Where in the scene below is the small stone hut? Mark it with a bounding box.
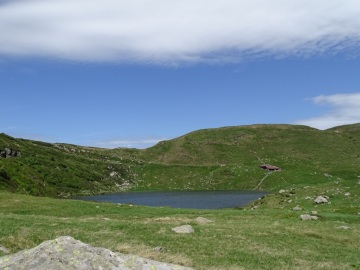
[259,164,281,171]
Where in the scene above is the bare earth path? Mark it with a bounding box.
[253,171,274,190]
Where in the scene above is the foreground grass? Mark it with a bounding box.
[0,192,359,269]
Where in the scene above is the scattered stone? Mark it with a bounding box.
[300,214,318,221]
[102,218,111,221]
[311,211,318,215]
[344,192,351,196]
[153,246,165,253]
[314,196,329,204]
[194,217,213,224]
[279,189,287,194]
[0,236,193,270]
[171,225,195,234]
[304,196,312,200]
[293,206,302,211]
[337,226,350,230]
[109,171,118,177]
[300,214,311,220]
[0,245,10,254]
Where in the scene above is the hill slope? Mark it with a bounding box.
[113,124,360,192]
[1,124,360,197]
[0,133,140,197]
[140,124,360,165]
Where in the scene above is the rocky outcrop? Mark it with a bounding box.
[0,148,21,158]
[0,236,193,270]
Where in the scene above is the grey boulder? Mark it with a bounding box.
[0,236,193,270]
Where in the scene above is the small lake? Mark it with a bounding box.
[76,190,268,209]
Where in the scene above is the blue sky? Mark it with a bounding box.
[1,0,360,148]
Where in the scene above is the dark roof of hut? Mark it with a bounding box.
[259,164,281,170]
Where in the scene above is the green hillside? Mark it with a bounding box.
[0,133,140,197]
[1,124,360,198]
[114,124,360,192]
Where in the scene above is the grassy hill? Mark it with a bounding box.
[1,124,360,198]
[0,133,140,197]
[110,124,360,193]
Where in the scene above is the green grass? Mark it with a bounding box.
[0,191,359,269]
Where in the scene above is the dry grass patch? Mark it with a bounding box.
[115,243,193,267]
[293,259,351,270]
[1,234,34,252]
[144,216,193,224]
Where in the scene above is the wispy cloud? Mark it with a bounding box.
[96,137,166,149]
[295,93,360,129]
[0,0,360,64]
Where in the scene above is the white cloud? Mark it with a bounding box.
[96,137,166,149]
[295,93,360,129]
[0,0,360,63]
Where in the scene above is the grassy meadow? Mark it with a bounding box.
[0,190,359,270]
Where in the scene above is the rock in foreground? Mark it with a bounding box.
[0,236,193,270]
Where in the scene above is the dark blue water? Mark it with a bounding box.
[76,190,267,209]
